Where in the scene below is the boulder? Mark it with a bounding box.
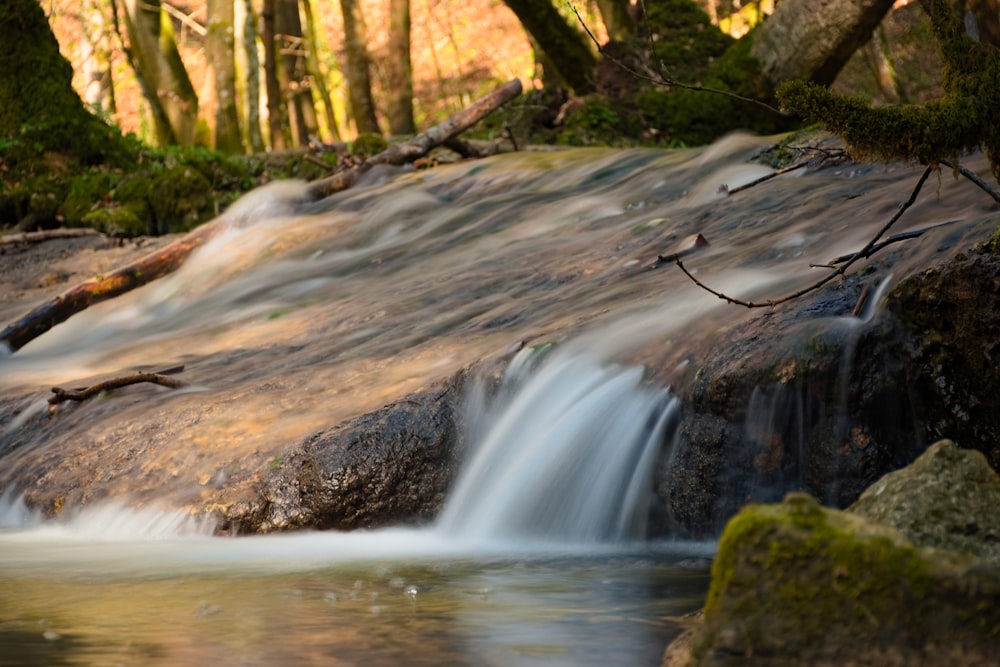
[850,439,1000,566]
[671,492,1000,666]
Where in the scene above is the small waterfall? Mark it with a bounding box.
[437,348,675,544]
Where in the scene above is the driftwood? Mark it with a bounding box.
[0,228,104,246]
[48,366,187,412]
[0,79,522,354]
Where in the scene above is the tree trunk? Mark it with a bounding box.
[502,0,597,94]
[386,0,417,135]
[0,0,120,165]
[122,0,200,146]
[261,0,289,149]
[276,0,320,146]
[79,0,117,117]
[341,0,382,135]
[749,0,897,87]
[205,0,244,152]
[239,0,266,152]
[595,0,635,41]
[301,0,342,141]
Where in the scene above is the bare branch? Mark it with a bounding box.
[674,165,935,308]
[938,159,1000,203]
[49,368,188,409]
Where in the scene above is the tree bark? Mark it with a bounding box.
[749,0,897,87]
[595,0,635,41]
[122,0,200,146]
[79,0,117,117]
[261,0,289,150]
[341,0,382,134]
[386,0,417,135]
[205,0,244,152]
[276,0,319,146]
[502,0,597,94]
[301,0,342,141]
[239,0,266,152]
[0,0,119,164]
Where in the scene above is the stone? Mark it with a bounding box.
[675,492,1000,666]
[850,439,1000,566]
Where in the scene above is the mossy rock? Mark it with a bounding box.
[851,440,1000,566]
[80,207,146,237]
[689,492,1000,666]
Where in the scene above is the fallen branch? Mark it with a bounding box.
[307,78,522,199]
[48,366,187,410]
[1,228,104,246]
[0,223,224,352]
[675,165,934,308]
[815,219,960,267]
[1,79,523,354]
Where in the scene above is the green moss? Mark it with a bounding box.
[350,133,388,157]
[81,207,148,238]
[777,0,1000,184]
[698,493,1000,661]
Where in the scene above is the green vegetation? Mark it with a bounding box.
[697,493,1000,662]
[777,0,1000,184]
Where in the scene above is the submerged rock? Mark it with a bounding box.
[671,492,1000,666]
[850,439,1000,566]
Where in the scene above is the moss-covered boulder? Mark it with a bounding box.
[677,492,1000,666]
[850,439,1000,566]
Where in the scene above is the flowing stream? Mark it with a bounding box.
[0,136,995,665]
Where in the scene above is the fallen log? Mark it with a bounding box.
[0,228,104,246]
[0,79,522,354]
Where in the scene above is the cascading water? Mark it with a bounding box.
[438,348,675,543]
[0,136,989,666]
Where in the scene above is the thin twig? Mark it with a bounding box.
[675,165,935,308]
[938,158,1000,203]
[49,370,188,408]
[566,2,784,115]
[817,219,960,266]
[722,161,808,195]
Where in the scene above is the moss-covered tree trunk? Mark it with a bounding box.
[502,0,597,94]
[0,0,122,166]
[596,0,635,41]
[205,0,244,153]
[122,0,199,146]
[276,0,319,146]
[341,0,382,135]
[386,0,417,135]
[749,0,897,86]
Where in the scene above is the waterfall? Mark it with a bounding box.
[437,348,675,544]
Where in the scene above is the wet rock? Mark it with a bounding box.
[850,439,1000,566]
[219,375,466,533]
[651,235,1000,538]
[672,492,1000,666]
[653,269,923,536]
[884,244,1000,469]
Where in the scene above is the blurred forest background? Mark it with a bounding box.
[5,0,995,235]
[41,0,953,153]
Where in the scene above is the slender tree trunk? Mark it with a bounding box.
[595,0,635,41]
[205,0,244,152]
[301,0,341,141]
[502,0,597,94]
[239,0,266,152]
[749,0,897,86]
[261,0,288,149]
[275,0,319,146]
[79,0,117,117]
[386,0,416,135]
[122,0,199,146]
[864,26,902,104]
[341,0,382,134]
